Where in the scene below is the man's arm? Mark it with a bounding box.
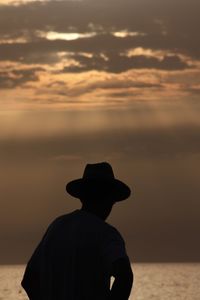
[21,217,59,299]
[21,243,42,300]
[21,267,39,300]
[109,257,133,300]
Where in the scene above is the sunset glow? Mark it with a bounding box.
[112,31,145,38]
[0,0,200,266]
[0,0,199,111]
[0,0,48,5]
[38,31,97,41]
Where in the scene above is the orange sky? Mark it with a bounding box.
[0,0,200,263]
[0,0,200,111]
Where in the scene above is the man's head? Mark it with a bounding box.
[66,162,131,219]
[80,195,115,220]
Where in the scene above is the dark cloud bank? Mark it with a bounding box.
[0,0,199,88]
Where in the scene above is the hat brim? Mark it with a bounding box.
[66,178,131,202]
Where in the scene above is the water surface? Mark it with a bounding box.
[0,263,200,300]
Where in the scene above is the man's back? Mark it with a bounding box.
[22,209,129,300]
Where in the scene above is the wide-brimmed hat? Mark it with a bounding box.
[66,162,131,202]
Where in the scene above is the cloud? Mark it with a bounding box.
[0,0,199,55]
[0,67,43,88]
[0,0,199,59]
[184,86,200,95]
[32,71,163,100]
[61,53,191,73]
[0,0,199,108]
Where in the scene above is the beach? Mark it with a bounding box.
[1,263,200,300]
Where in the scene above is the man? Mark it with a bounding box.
[21,162,133,300]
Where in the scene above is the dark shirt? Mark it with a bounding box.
[21,209,128,300]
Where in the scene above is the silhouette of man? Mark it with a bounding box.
[21,162,133,300]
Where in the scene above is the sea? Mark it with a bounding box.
[0,263,200,300]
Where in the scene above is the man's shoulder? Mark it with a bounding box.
[47,210,124,242]
[45,210,79,231]
[51,209,79,222]
[103,222,125,243]
[48,209,106,232]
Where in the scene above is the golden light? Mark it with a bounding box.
[112,31,144,38]
[0,0,48,5]
[126,47,167,60]
[0,37,27,44]
[37,31,97,41]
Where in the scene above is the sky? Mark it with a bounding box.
[0,0,200,263]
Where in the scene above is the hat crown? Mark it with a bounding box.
[83,162,115,180]
[66,161,131,201]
